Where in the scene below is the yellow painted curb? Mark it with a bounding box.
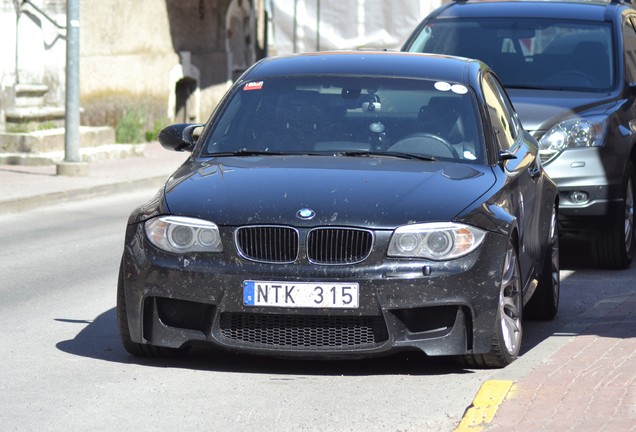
[454,380,515,432]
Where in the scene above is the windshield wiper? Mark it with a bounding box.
[506,84,599,92]
[209,149,296,157]
[505,84,552,90]
[206,149,436,161]
[335,150,436,161]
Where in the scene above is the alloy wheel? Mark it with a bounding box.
[624,177,634,254]
[499,244,522,356]
[548,208,560,306]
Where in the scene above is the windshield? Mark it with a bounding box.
[407,18,614,92]
[202,76,485,164]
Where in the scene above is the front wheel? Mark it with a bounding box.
[597,164,635,269]
[462,239,523,368]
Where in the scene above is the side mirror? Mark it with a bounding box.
[157,123,203,152]
[499,150,517,162]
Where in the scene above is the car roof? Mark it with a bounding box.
[430,0,624,21]
[241,51,481,85]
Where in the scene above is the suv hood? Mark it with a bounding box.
[507,88,617,133]
[161,156,496,229]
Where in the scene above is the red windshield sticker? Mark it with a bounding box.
[244,81,264,91]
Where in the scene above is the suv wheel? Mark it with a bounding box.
[597,164,635,269]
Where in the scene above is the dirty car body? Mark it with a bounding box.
[118,52,559,368]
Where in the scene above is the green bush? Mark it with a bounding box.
[115,109,145,144]
[82,92,169,144]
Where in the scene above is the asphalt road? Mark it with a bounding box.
[1,189,633,432]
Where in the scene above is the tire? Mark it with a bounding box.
[117,261,189,358]
[525,205,560,320]
[597,164,635,270]
[461,239,523,368]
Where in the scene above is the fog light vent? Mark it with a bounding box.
[569,191,589,204]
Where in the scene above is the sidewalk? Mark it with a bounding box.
[489,305,636,431]
[0,142,188,214]
[475,290,636,432]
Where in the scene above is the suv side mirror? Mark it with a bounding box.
[499,150,517,161]
[157,123,203,152]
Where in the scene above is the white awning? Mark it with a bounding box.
[267,0,443,55]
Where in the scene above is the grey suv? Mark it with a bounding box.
[403,0,636,269]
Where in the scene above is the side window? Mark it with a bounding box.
[481,73,517,151]
[494,78,521,141]
[625,17,636,83]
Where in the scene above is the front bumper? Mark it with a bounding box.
[542,147,625,228]
[120,223,509,359]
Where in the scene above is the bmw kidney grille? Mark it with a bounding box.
[235,226,373,264]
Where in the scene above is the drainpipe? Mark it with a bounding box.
[293,0,298,53]
[13,0,20,84]
[316,0,320,51]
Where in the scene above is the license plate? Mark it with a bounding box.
[243,280,359,309]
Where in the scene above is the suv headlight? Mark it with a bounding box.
[145,216,223,253]
[388,222,486,260]
[538,116,608,163]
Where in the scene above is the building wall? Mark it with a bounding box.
[0,0,238,132]
[0,1,16,131]
[80,0,234,125]
[0,0,67,130]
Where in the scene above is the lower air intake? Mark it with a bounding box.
[219,313,388,348]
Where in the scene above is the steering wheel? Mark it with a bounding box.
[388,133,459,159]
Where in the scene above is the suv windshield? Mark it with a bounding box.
[202,76,485,163]
[408,19,614,92]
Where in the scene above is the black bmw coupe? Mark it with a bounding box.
[118,51,559,368]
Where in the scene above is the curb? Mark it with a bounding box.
[454,380,514,432]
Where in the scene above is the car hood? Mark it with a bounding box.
[507,88,617,133]
[162,156,496,229]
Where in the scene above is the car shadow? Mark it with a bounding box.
[560,234,598,269]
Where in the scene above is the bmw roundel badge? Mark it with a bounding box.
[296,208,316,220]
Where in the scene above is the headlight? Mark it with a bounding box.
[388,222,486,260]
[538,116,608,163]
[145,216,223,253]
